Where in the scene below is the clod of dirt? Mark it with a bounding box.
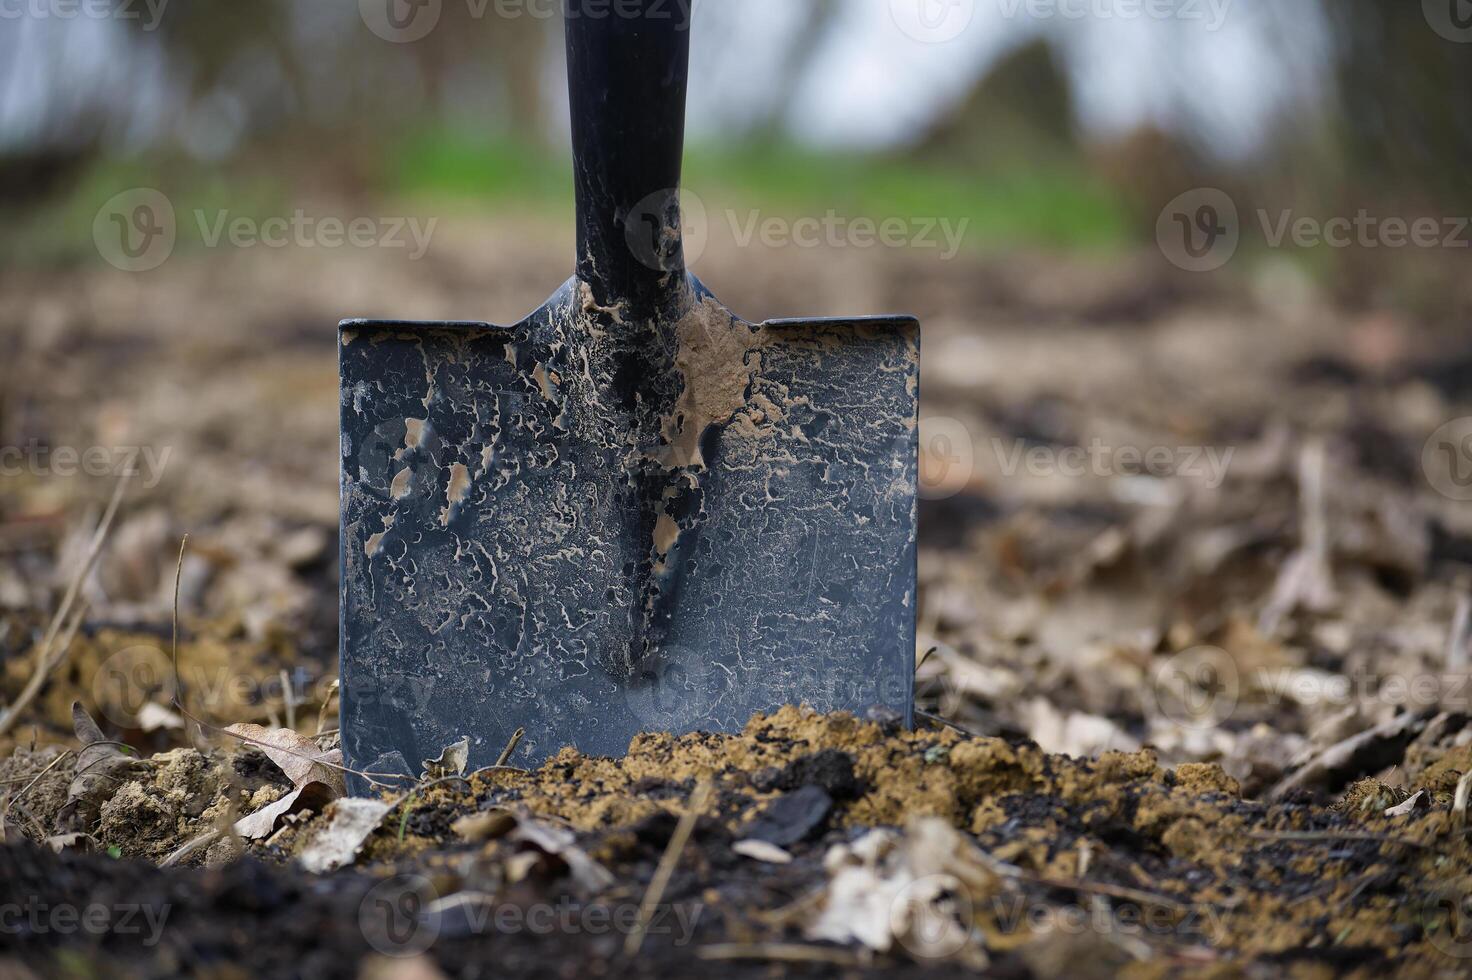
[742,785,833,846]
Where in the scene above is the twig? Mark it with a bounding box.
[280,669,296,732]
[1244,829,1429,850]
[0,473,129,736]
[1455,771,1471,831]
[972,847,1193,913]
[1447,593,1471,671]
[159,828,222,868]
[696,943,865,966]
[495,727,525,768]
[314,680,338,736]
[625,780,712,957]
[916,710,984,739]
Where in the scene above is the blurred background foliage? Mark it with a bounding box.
[1,0,1468,316]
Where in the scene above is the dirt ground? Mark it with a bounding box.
[4,215,1472,977]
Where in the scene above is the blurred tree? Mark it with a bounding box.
[1321,0,1472,209]
[911,39,1077,169]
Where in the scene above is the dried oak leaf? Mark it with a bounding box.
[224,723,346,797]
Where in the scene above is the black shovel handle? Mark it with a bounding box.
[565,0,693,319]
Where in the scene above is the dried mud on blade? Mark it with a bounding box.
[338,2,919,792]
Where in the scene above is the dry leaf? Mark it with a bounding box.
[298,797,393,873]
[452,808,517,843]
[45,833,89,853]
[225,722,346,797]
[233,781,336,840]
[1385,790,1427,817]
[421,736,469,780]
[507,812,614,892]
[55,702,147,835]
[806,818,993,966]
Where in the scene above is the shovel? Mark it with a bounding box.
[338,0,919,791]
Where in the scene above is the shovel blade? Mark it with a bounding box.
[338,280,918,791]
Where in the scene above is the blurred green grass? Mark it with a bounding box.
[389,129,1134,251]
[3,129,1133,269]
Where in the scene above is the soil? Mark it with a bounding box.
[4,213,1472,977]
